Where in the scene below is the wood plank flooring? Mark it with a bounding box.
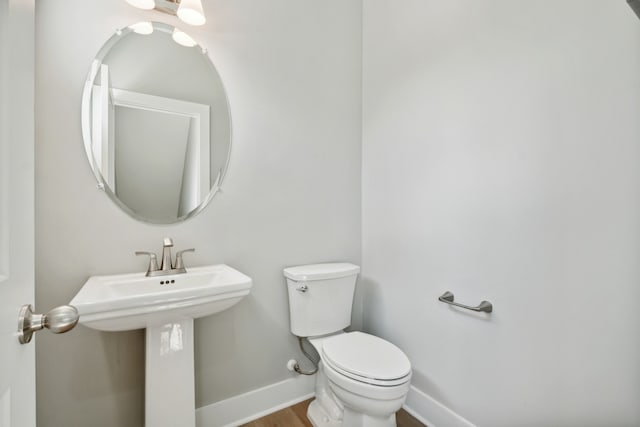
[240,399,425,427]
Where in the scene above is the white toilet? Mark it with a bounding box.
[284,263,412,427]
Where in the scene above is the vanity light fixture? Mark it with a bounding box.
[126,0,206,26]
[125,0,155,10]
[175,0,206,26]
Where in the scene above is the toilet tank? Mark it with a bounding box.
[284,263,360,337]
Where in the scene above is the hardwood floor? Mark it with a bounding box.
[240,399,425,427]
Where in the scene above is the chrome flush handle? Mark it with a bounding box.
[296,284,308,293]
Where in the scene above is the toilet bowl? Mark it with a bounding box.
[284,263,412,427]
[309,331,411,427]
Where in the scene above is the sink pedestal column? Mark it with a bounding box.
[145,319,195,427]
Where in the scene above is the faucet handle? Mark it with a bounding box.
[174,248,195,272]
[163,237,173,247]
[135,251,159,275]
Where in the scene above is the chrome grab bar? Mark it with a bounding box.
[438,291,493,313]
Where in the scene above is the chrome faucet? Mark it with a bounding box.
[160,237,174,272]
[136,238,195,277]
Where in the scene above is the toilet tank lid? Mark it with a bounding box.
[283,263,360,281]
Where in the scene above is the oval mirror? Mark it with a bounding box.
[81,22,231,224]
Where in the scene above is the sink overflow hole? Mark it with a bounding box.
[159,280,176,285]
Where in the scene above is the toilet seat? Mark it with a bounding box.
[321,332,411,387]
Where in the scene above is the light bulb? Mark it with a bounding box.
[129,22,154,35]
[177,0,206,26]
[172,28,197,47]
[125,0,155,10]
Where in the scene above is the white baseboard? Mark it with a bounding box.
[403,385,476,427]
[196,376,474,427]
[196,375,315,427]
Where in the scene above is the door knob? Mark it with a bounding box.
[17,304,79,344]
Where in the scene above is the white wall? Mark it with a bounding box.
[362,1,640,426]
[35,1,362,426]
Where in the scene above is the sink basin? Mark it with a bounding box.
[70,263,252,427]
[70,264,252,331]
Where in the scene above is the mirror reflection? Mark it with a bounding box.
[81,22,231,223]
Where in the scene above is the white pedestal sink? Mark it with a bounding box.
[70,264,252,427]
